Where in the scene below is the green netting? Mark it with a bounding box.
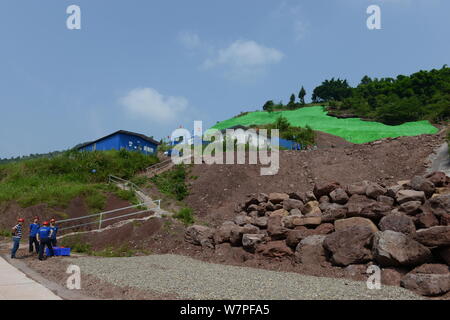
[212,106,438,144]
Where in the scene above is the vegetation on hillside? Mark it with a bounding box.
[0,149,158,210]
[250,116,315,146]
[150,164,189,201]
[315,66,450,125]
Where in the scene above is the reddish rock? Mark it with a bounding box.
[315,223,335,235]
[282,198,304,212]
[268,193,289,204]
[213,221,236,244]
[372,230,432,267]
[377,195,395,206]
[330,188,349,204]
[399,201,422,215]
[335,217,379,233]
[396,190,426,204]
[425,171,447,187]
[256,240,293,258]
[346,181,369,196]
[378,213,416,235]
[346,194,376,217]
[323,226,374,266]
[416,212,439,229]
[401,264,450,296]
[267,215,288,240]
[269,209,289,217]
[185,225,215,248]
[320,203,347,223]
[366,182,387,199]
[381,268,406,286]
[410,176,435,198]
[429,194,450,216]
[414,226,450,247]
[313,182,341,199]
[295,235,327,265]
[242,234,265,253]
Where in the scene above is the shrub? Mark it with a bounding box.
[151,165,189,201]
[173,207,195,225]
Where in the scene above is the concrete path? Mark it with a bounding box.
[0,256,61,300]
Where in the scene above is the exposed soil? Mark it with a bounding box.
[185,132,445,227]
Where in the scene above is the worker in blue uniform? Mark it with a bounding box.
[36,221,54,261]
[49,218,58,247]
[29,216,40,254]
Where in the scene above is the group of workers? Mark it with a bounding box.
[11,217,59,261]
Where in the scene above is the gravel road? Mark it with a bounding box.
[69,254,422,300]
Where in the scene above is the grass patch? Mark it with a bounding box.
[173,207,195,225]
[0,149,158,211]
[212,106,438,144]
[151,165,189,201]
[0,229,12,237]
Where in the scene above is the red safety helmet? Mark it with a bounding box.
[17,218,25,223]
[43,221,49,226]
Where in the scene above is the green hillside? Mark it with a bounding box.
[212,106,438,144]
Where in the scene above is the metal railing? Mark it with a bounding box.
[108,175,146,194]
[57,200,161,232]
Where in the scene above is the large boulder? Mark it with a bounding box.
[416,212,439,229]
[346,181,369,196]
[378,213,416,236]
[313,182,340,199]
[429,194,450,216]
[303,201,322,216]
[425,171,447,188]
[282,198,304,212]
[414,226,450,247]
[229,224,259,246]
[410,176,435,198]
[346,194,376,217]
[320,203,348,223]
[242,234,265,253]
[399,201,422,215]
[366,183,387,199]
[372,230,432,267]
[329,188,349,204]
[396,190,426,204]
[213,221,236,244]
[185,225,215,248]
[256,241,293,258]
[334,217,379,233]
[295,235,327,265]
[269,193,289,204]
[401,264,450,296]
[323,226,374,266]
[267,215,288,240]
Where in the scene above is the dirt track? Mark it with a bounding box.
[185,132,445,227]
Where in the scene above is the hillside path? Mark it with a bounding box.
[0,256,61,300]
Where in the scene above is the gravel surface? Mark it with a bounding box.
[69,254,423,300]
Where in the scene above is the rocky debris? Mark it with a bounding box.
[295,235,327,265]
[410,176,435,198]
[313,182,340,199]
[323,226,374,266]
[346,181,369,196]
[282,199,304,212]
[366,183,387,199]
[185,225,215,248]
[185,171,450,297]
[334,217,378,233]
[372,231,432,267]
[256,241,293,258]
[396,190,426,204]
[401,264,450,296]
[242,234,265,253]
[399,201,422,215]
[414,226,450,247]
[269,193,289,204]
[378,213,416,235]
[329,188,349,204]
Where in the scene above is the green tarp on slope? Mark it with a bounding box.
[212,106,438,144]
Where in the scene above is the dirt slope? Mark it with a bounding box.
[185,132,444,227]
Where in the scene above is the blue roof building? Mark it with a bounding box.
[77,130,160,155]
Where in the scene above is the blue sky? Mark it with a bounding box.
[0,0,449,158]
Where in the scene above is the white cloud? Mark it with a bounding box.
[203,40,284,69]
[178,31,202,49]
[120,88,188,124]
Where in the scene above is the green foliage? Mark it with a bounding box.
[262,100,275,112]
[60,235,92,254]
[151,165,189,201]
[0,229,12,237]
[298,86,306,105]
[312,78,352,102]
[326,66,450,124]
[0,150,158,210]
[253,116,315,146]
[173,207,195,225]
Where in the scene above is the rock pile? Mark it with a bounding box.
[185,171,450,297]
